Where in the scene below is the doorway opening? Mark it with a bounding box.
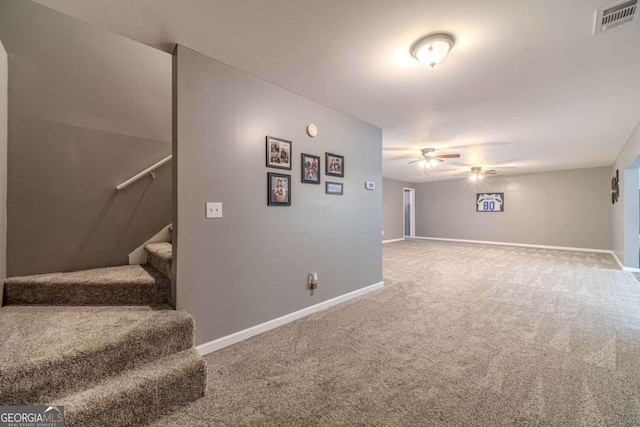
[403,188,415,238]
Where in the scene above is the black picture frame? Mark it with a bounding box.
[268,173,291,206]
[301,153,321,184]
[266,136,292,170]
[326,181,343,195]
[325,152,344,177]
[476,193,504,212]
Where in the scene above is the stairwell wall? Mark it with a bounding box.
[0,1,172,276]
[174,45,383,346]
[0,40,7,299]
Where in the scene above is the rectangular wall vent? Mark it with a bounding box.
[595,0,637,34]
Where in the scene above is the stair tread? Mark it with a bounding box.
[5,264,163,286]
[145,242,172,261]
[0,305,188,369]
[59,348,201,405]
[0,305,195,405]
[59,348,205,427]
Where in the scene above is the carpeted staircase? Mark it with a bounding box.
[0,228,205,426]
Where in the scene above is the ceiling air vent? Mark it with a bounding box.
[594,0,637,34]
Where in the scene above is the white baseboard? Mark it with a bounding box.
[609,251,640,272]
[412,236,612,254]
[196,281,384,356]
[382,238,405,244]
[128,224,172,265]
[611,252,625,270]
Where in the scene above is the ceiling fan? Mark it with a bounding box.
[408,148,461,167]
[469,166,497,180]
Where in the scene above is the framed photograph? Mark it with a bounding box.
[325,152,344,177]
[268,173,291,206]
[266,136,292,170]
[301,153,321,184]
[326,181,343,195]
[476,193,504,212]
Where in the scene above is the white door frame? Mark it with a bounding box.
[403,188,416,238]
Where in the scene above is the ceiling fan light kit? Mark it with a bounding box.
[410,33,456,68]
[408,148,461,171]
[470,166,497,180]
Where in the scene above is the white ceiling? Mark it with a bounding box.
[33,0,640,182]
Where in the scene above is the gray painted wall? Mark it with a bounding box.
[0,1,172,276]
[414,167,611,250]
[175,45,383,345]
[382,178,414,241]
[611,121,640,267]
[0,40,7,299]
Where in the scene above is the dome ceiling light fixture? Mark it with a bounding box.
[410,33,456,68]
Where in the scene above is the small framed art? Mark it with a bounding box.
[268,173,291,206]
[301,153,320,184]
[476,193,504,212]
[326,181,343,196]
[266,136,292,170]
[325,152,344,177]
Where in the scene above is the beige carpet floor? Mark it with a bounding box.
[152,240,640,426]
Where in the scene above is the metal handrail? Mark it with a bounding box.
[116,155,172,190]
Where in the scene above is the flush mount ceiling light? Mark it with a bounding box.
[410,33,456,68]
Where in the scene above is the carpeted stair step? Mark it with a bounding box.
[3,265,170,306]
[145,242,172,279]
[59,348,205,427]
[0,305,195,406]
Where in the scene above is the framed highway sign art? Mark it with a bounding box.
[476,193,504,212]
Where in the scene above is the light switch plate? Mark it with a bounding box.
[206,202,223,218]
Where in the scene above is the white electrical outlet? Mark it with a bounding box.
[206,202,223,218]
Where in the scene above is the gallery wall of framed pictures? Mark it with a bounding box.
[265,134,347,205]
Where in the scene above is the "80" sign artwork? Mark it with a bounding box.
[476,193,504,212]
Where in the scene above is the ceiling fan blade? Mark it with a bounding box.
[407,159,422,164]
[482,170,497,174]
[435,154,461,159]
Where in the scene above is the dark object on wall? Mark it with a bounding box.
[326,153,344,177]
[326,182,344,195]
[476,193,504,212]
[266,136,292,170]
[301,153,320,184]
[612,169,619,204]
[268,173,291,206]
